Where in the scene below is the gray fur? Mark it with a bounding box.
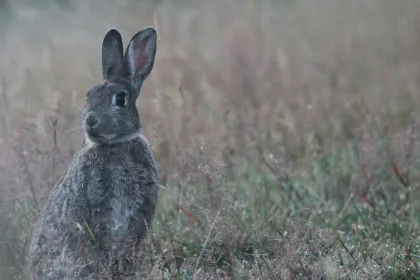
[26,27,159,279]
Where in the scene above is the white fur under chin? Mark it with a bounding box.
[85,132,141,146]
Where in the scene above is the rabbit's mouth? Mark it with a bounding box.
[85,129,132,145]
[85,133,114,146]
[84,127,108,144]
[85,129,141,145]
[85,126,97,137]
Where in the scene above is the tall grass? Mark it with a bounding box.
[0,0,420,279]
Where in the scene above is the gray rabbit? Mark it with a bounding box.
[26,27,159,280]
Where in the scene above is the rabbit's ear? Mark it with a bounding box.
[102,29,124,81]
[122,27,157,96]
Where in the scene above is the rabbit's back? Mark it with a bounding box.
[27,151,90,279]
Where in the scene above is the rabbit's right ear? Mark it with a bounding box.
[101,29,124,81]
[121,27,157,96]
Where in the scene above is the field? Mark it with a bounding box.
[0,0,420,279]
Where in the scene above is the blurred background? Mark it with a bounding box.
[1,0,420,279]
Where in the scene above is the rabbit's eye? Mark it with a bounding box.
[114,92,127,107]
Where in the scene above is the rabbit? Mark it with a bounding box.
[26,27,159,280]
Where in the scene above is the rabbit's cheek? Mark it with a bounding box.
[108,110,122,128]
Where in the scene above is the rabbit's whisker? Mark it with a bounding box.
[67,126,83,133]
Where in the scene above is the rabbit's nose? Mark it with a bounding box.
[85,112,99,128]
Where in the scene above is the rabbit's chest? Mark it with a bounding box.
[85,157,151,236]
[86,161,144,209]
[81,144,157,240]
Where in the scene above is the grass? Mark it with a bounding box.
[0,0,420,279]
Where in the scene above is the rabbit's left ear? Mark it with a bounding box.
[102,29,124,81]
[122,27,157,96]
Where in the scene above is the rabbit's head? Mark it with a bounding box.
[82,27,157,145]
